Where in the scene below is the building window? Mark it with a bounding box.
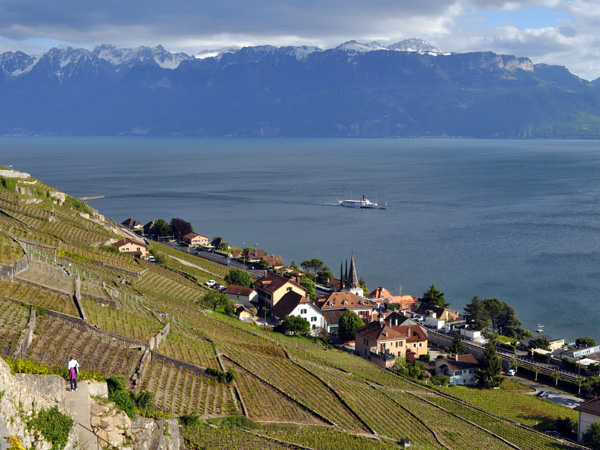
[311,317,317,322]
[418,343,423,347]
[300,309,307,314]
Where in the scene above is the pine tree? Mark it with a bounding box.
[422,283,448,308]
[476,341,504,388]
[448,332,466,355]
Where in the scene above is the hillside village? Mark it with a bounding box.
[2,166,600,449]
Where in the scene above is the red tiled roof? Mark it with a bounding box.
[270,291,311,319]
[322,309,347,327]
[317,291,374,311]
[225,285,255,297]
[438,354,479,372]
[114,238,147,248]
[355,322,427,343]
[369,287,393,299]
[254,271,305,295]
[575,397,600,416]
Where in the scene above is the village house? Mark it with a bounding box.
[368,286,418,310]
[261,255,284,269]
[575,396,600,442]
[316,291,377,333]
[113,238,148,258]
[561,345,600,362]
[245,248,266,261]
[518,335,565,353]
[224,285,258,308]
[182,233,210,247]
[235,305,254,323]
[254,271,307,309]
[355,318,428,368]
[121,218,143,231]
[435,354,479,385]
[270,291,325,335]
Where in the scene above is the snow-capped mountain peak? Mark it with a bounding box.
[334,40,389,53]
[93,44,193,69]
[388,38,447,55]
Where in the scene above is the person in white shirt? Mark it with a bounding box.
[68,356,80,391]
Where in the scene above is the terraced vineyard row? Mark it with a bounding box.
[258,425,406,450]
[0,231,24,264]
[150,241,231,279]
[158,332,220,369]
[224,347,368,432]
[0,300,30,354]
[60,242,141,273]
[24,315,143,379]
[135,267,201,303]
[223,357,325,425]
[41,218,110,245]
[82,297,163,342]
[184,427,303,450]
[140,359,236,417]
[0,280,78,316]
[8,226,60,247]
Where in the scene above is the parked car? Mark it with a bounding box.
[216,284,226,291]
[148,256,156,262]
[507,369,516,376]
[204,280,216,287]
[536,391,549,398]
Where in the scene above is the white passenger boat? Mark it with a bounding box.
[337,196,387,209]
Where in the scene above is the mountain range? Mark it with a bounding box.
[1,38,599,138]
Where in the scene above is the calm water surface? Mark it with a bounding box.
[2,137,600,342]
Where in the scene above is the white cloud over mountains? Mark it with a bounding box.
[0,0,598,80]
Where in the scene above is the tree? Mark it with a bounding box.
[170,218,193,240]
[338,310,365,341]
[483,298,529,338]
[199,291,230,311]
[576,337,596,348]
[224,268,254,288]
[153,219,172,237]
[300,277,316,299]
[422,283,448,308]
[463,296,490,331]
[291,260,299,270]
[476,341,504,388]
[316,266,334,285]
[301,258,324,275]
[281,315,310,336]
[583,421,600,450]
[448,332,466,355]
[528,337,550,351]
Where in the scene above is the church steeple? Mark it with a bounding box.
[347,255,359,290]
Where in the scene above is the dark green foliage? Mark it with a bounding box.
[477,341,504,388]
[0,177,17,191]
[170,218,193,240]
[316,266,334,285]
[422,283,448,308]
[527,337,551,350]
[199,291,231,310]
[301,258,323,274]
[103,245,120,254]
[63,196,92,215]
[583,421,600,450]
[394,359,426,379]
[338,310,364,341]
[581,376,600,398]
[153,219,172,237]
[463,296,490,330]
[32,305,47,316]
[29,406,73,450]
[448,332,466,355]
[482,297,529,339]
[106,376,136,418]
[131,390,154,409]
[205,368,235,384]
[281,315,310,336]
[224,268,254,288]
[179,412,201,427]
[576,337,596,348]
[554,417,576,440]
[431,374,450,386]
[299,277,316,299]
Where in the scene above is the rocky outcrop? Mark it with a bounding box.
[89,397,185,450]
[0,358,78,449]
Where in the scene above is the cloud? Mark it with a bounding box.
[0,0,599,79]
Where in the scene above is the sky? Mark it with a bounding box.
[0,0,599,80]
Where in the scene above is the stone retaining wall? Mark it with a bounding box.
[0,240,29,281]
[149,323,170,351]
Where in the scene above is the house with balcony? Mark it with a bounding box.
[354,318,428,368]
[316,291,377,333]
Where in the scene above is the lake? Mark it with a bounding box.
[2,136,600,342]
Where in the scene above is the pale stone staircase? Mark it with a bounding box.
[64,381,99,450]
